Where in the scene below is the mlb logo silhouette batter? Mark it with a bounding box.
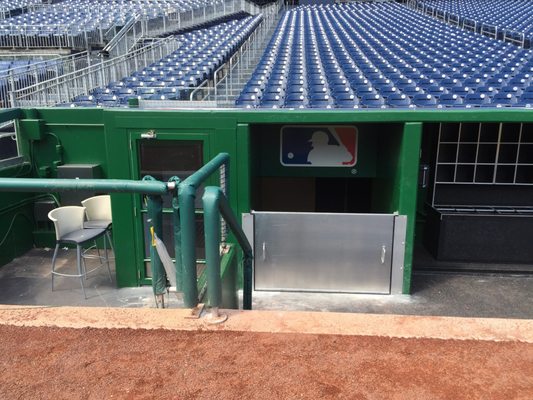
[280,126,357,167]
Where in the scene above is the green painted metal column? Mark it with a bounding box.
[397,122,423,294]
[178,183,198,308]
[203,187,222,308]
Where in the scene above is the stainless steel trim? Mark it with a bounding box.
[390,215,407,294]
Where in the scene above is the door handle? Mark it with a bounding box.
[262,242,266,262]
[380,245,387,264]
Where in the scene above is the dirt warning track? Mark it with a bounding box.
[0,306,531,399]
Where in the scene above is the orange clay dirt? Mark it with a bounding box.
[0,319,532,399]
[0,306,531,399]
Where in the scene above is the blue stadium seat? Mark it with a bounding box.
[236,2,533,109]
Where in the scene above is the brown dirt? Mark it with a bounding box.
[0,325,531,400]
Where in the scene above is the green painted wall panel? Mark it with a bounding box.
[395,123,423,293]
[2,107,532,293]
[103,112,138,287]
[0,164,35,266]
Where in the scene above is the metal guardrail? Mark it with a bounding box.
[104,0,241,58]
[3,0,281,108]
[10,37,180,107]
[0,23,96,50]
[404,0,530,48]
[0,51,91,108]
[211,0,282,104]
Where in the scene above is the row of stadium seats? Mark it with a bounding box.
[0,0,42,16]
[413,0,533,43]
[236,3,533,109]
[62,14,263,107]
[0,0,214,36]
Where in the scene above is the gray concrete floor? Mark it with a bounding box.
[1,248,532,319]
[0,248,183,309]
[249,272,533,319]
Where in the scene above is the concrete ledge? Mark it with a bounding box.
[0,305,531,343]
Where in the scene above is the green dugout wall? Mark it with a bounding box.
[1,108,532,295]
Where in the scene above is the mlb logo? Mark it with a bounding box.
[280,125,357,167]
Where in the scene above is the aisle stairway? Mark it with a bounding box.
[213,10,283,106]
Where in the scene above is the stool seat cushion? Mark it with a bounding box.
[60,228,107,244]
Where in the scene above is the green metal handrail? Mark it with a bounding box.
[0,178,169,195]
[175,152,230,308]
[203,186,253,310]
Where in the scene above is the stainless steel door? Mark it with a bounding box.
[254,212,395,294]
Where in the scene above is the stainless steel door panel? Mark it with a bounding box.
[254,212,394,294]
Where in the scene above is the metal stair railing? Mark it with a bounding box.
[104,0,281,60]
[0,51,91,108]
[10,37,180,107]
[213,1,283,105]
[404,0,530,48]
[103,0,238,59]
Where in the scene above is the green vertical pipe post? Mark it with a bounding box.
[144,177,166,300]
[177,153,230,308]
[169,176,182,292]
[203,186,253,310]
[202,187,222,308]
[178,183,198,308]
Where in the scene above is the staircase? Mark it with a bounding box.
[213,11,283,107]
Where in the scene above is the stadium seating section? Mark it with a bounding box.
[65,14,263,107]
[0,0,532,110]
[0,0,212,39]
[0,1,43,17]
[0,59,61,107]
[414,0,533,44]
[236,3,533,109]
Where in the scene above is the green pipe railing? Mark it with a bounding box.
[177,152,230,308]
[203,186,253,310]
[0,176,174,300]
[0,178,169,195]
[0,152,243,311]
